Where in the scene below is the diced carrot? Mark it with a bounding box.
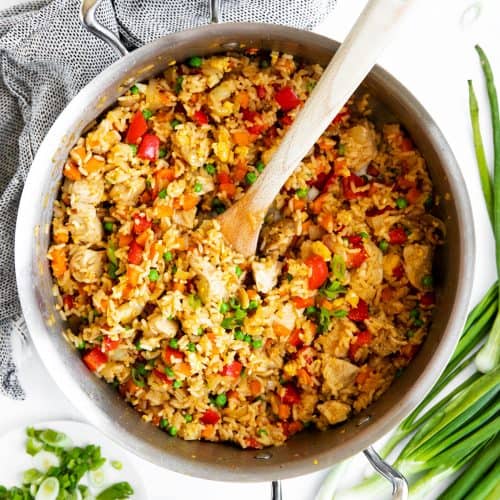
[249,379,262,396]
[232,130,251,146]
[232,162,248,183]
[227,390,239,400]
[201,424,215,439]
[318,297,334,311]
[407,187,421,204]
[236,91,249,108]
[219,182,236,197]
[318,212,334,232]
[156,167,176,181]
[297,368,312,386]
[278,403,291,420]
[284,420,303,436]
[381,287,394,302]
[135,230,149,247]
[292,296,315,309]
[311,193,328,214]
[50,247,67,278]
[119,377,140,396]
[118,233,133,248]
[173,282,185,292]
[355,366,370,386]
[127,267,140,286]
[63,161,81,181]
[157,204,173,218]
[181,193,199,210]
[53,230,68,244]
[292,198,306,211]
[70,146,87,164]
[273,322,291,337]
[176,362,191,376]
[173,198,182,210]
[247,289,258,300]
[207,332,216,342]
[85,156,105,173]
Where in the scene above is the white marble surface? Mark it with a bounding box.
[1,0,499,498]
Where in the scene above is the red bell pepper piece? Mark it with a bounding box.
[392,264,405,279]
[256,85,266,99]
[82,347,107,372]
[332,107,349,124]
[137,134,160,160]
[102,336,120,352]
[280,114,294,126]
[275,86,301,111]
[63,294,74,310]
[288,328,303,347]
[305,254,329,290]
[346,247,368,269]
[132,213,152,235]
[342,174,368,200]
[282,384,301,405]
[389,227,408,244]
[127,240,143,265]
[125,111,148,144]
[348,299,369,322]
[221,361,243,378]
[246,437,262,449]
[348,235,364,248]
[242,109,258,122]
[163,346,184,364]
[349,330,372,360]
[217,172,232,185]
[201,410,220,425]
[248,123,265,135]
[154,369,173,384]
[420,292,436,307]
[193,110,209,125]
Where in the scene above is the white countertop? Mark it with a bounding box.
[1,0,499,498]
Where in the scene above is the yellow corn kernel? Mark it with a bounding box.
[311,241,332,261]
[283,361,298,377]
[345,290,359,308]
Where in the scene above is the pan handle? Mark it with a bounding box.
[363,446,408,500]
[80,0,222,57]
[79,0,128,57]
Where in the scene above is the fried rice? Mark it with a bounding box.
[47,50,444,449]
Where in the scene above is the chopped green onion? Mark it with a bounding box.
[221,317,234,329]
[111,460,123,470]
[174,76,183,94]
[234,330,245,341]
[212,197,226,214]
[108,262,118,279]
[159,147,167,158]
[332,310,348,318]
[171,119,181,130]
[164,366,175,378]
[142,109,153,120]
[257,429,268,436]
[332,255,346,281]
[129,144,138,156]
[219,302,229,314]
[296,188,308,199]
[235,265,243,277]
[149,268,160,282]
[96,482,134,500]
[248,299,259,310]
[187,56,202,68]
[158,188,168,199]
[188,294,201,309]
[338,143,346,156]
[421,275,434,288]
[173,380,182,389]
[359,231,369,239]
[307,81,316,93]
[243,334,252,343]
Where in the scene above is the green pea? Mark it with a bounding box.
[187,342,196,352]
[159,147,167,158]
[234,330,245,341]
[149,268,159,282]
[158,189,168,199]
[204,163,216,175]
[130,85,139,95]
[215,393,227,408]
[251,338,263,349]
[168,426,178,436]
[248,299,259,310]
[245,172,257,184]
[337,143,346,156]
[256,161,265,173]
[169,338,178,349]
[184,414,193,422]
[142,109,153,120]
[163,251,173,262]
[379,240,389,252]
[160,418,168,429]
[171,119,181,130]
[295,188,308,199]
[187,56,203,68]
[421,275,434,288]
[194,182,202,193]
[173,380,182,389]
[129,144,138,156]
[164,366,175,378]
[396,197,408,209]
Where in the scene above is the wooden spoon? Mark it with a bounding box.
[219,0,416,256]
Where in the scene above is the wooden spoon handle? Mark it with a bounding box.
[245,0,416,214]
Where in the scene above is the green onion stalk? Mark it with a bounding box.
[472,46,500,373]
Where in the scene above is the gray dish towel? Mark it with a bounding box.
[0,0,336,399]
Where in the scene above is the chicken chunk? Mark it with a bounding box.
[147,313,179,338]
[322,357,359,395]
[69,248,104,283]
[68,205,103,244]
[260,219,297,257]
[317,400,351,425]
[350,239,383,302]
[189,254,228,303]
[340,121,378,171]
[70,177,104,207]
[252,259,283,294]
[171,122,210,168]
[172,207,197,229]
[403,244,432,290]
[109,177,146,206]
[293,393,319,422]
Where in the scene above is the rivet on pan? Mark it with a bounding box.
[356,415,372,426]
[254,451,273,460]
[221,42,241,50]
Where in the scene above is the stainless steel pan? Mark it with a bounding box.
[15,0,474,497]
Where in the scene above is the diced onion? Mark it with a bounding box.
[307,186,320,201]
